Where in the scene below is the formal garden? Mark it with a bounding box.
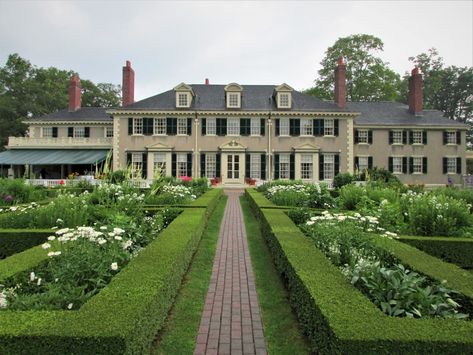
[0,169,472,354]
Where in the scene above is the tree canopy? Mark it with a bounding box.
[0,53,121,149]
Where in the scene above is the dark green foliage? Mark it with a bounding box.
[245,189,473,354]
[333,173,356,189]
[0,179,48,205]
[0,229,52,259]
[287,208,312,226]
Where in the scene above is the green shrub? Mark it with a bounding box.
[0,179,48,206]
[0,230,52,259]
[333,173,356,189]
[338,184,366,210]
[286,208,312,226]
[433,187,473,213]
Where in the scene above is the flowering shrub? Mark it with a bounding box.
[0,178,47,206]
[146,184,197,205]
[297,212,468,319]
[262,181,334,208]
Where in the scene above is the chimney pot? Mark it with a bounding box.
[68,75,81,112]
[205,78,209,85]
[408,67,423,114]
[334,59,346,109]
[122,60,135,106]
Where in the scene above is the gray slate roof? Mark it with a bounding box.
[29,107,111,122]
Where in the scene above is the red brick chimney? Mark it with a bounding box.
[205,78,209,85]
[408,67,423,114]
[122,60,135,106]
[68,75,81,112]
[334,57,346,108]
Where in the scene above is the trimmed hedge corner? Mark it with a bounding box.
[398,235,473,270]
[0,189,222,354]
[245,189,473,354]
[0,229,52,259]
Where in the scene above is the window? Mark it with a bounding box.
[392,130,403,144]
[392,157,403,174]
[446,131,457,144]
[227,118,239,135]
[412,157,423,174]
[42,127,53,138]
[177,154,188,178]
[412,130,423,144]
[251,118,260,136]
[446,157,457,174]
[324,119,334,136]
[206,118,216,135]
[154,118,166,135]
[153,153,166,177]
[279,118,289,136]
[250,154,260,179]
[105,127,114,138]
[301,119,313,136]
[358,156,369,171]
[323,154,335,180]
[205,154,216,178]
[131,153,143,178]
[279,154,290,179]
[227,93,240,108]
[133,118,143,135]
[177,93,188,107]
[73,127,85,138]
[279,93,290,108]
[300,154,313,180]
[177,118,187,135]
[358,130,368,144]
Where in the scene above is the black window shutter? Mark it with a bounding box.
[245,154,250,178]
[217,118,227,136]
[368,156,373,169]
[334,119,339,136]
[52,127,58,138]
[290,153,295,180]
[240,119,250,136]
[334,154,340,175]
[408,131,413,145]
[354,157,359,169]
[142,153,148,178]
[171,154,177,177]
[187,153,192,177]
[456,131,461,145]
[201,119,206,135]
[274,154,280,179]
[143,118,152,135]
[389,131,393,144]
[402,157,408,174]
[68,127,73,137]
[187,118,192,135]
[388,157,393,173]
[260,119,265,136]
[128,118,133,135]
[423,131,427,145]
[457,157,462,174]
[443,131,447,145]
[200,154,206,177]
[422,157,428,174]
[443,157,448,174]
[314,119,323,136]
[216,154,221,178]
[402,131,407,145]
[368,130,373,144]
[167,118,176,135]
[126,153,132,167]
[275,119,280,136]
[84,127,90,138]
[408,157,413,174]
[294,119,300,136]
[319,155,324,180]
[289,119,294,136]
[354,129,359,144]
[260,154,266,180]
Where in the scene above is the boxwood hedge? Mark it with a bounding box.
[0,188,223,354]
[245,189,473,354]
[0,229,52,259]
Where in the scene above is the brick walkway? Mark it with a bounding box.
[194,190,267,355]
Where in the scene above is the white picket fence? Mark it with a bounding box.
[25,178,154,188]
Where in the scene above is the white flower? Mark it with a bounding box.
[100,226,107,230]
[47,236,56,241]
[97,238,107,245]
[114,236,123,241]
[42,243,51,249]
[122,240,133,250]
[111,262,118,271]
[113,228,125,235]
[306,220,315,226]
[47,251,61,257]
[67,303,73,310]
[56,218,64,224]
[29,272,35,281]
[37,278,42,286]
[56,228,70,236]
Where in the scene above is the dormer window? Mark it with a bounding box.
[178,93,188,107]
[228,93,240,108]
[279,93,290,108]
[275,83,293,109]
[174,83,194,108]
[224,83,243,109]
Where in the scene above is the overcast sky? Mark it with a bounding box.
[0,0,472,101]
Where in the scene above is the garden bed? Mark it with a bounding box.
[0,188,223,354]
[245,189,473,354]
[0,229,52,259]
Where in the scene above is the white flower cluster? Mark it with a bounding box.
[266,183,321,199]
[162,184,196,200]
[0,202,39,214]
[0,284,18,309]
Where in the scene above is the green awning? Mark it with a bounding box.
[0,150,110,165]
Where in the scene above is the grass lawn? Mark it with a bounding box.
[151,195,228,354]
[240,196,310,355]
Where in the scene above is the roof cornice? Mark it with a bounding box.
[23,120,112,125]
[354,124,469,130]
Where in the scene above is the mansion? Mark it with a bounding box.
[0,60,468,187]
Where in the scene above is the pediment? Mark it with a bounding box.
[275,83,294,92]
[219,139,247,151]
[224,83,243,92]
[146,142,173,151]
[293,143,320,152]
[173,82,194,94]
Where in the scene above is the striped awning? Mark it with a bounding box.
[0,149,110,165]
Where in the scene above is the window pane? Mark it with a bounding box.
[251,118,260,136]
[393,157,403,174]
[301,119,313,135]
[447,157,457,173]
[205,154,216,178]
[177,153,187,177]
[250,154,260,179]
[177,118,188,135]
[323,154,334,180]
[301,154,312,179]
[412,130,422,144]
[392,130,403,144]
[154,118,166,135]
[358,130,368,143]
[178,93,188,106]
[324,119,334,136]
[413,157,422,173]
[105,127,114,138]
[279,154,290,179]
[280,118,289,136]
[228,93,239,107]
[74,127,85,138]
[153,153,166,177]
[133,118,143,135]
[227,118,239,135]
[358,156,369,170]
[42,127,53,138]
[279,93,289,107]
[206,118,216,135]
[447,132,457,144]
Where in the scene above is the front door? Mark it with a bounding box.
[223,153,244,184]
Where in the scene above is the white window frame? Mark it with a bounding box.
[301,118,313,136]
[153,153,166,177]
[206,118,216,135]
[279,154,290,179]
[250,118,261,136]
[392,156,403,174]
[278,93,290,108]
[227,118,240,136]
[392,130,403,144]
[42,127,53,138]
[447,157,457,174]
[250,154,260,179]
[324,119,334,136]
[323,154,335,180]
[412,130,423,145]
[73,127,86,138]
[227,93,240,108]
[446,131,457,145]
[279,118,290,136]
[131,153,143,178]
[133,118,143,135]
[300,154,313,180]
[104,126,113,138]
[205,154,217,178]
[177,153,188,178]
[154,118,166,135]
[358,129,369,144]
[357,156,369,171]
[176,93,190,108]
[412,157,423,174]
[177,118,188,136]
